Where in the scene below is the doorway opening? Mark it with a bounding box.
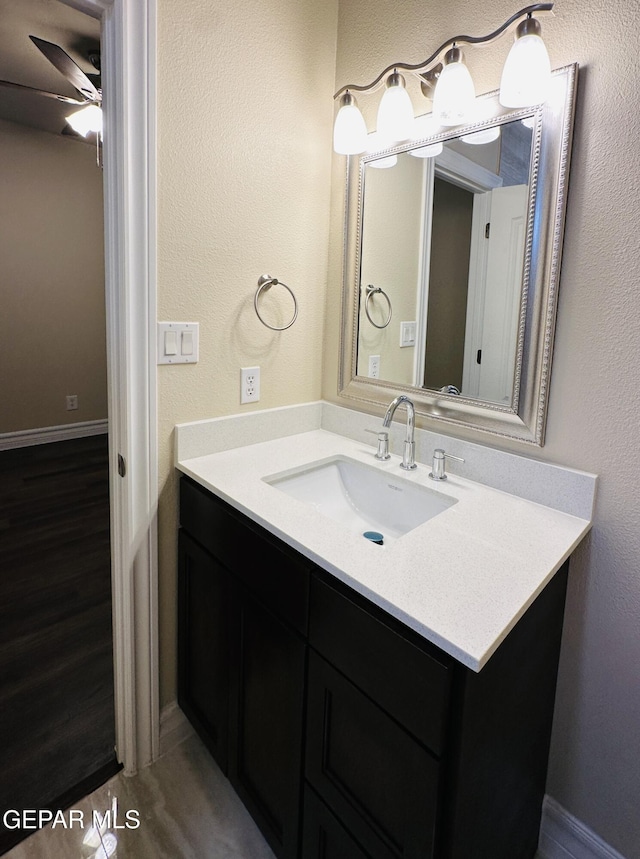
[0,0,158,848]
[0,1,119,852]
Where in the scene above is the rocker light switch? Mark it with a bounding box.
[164,330,178,355]
[181,330,194,356]
[157,322,199,364]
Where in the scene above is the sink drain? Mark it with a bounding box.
[363,530,384,546]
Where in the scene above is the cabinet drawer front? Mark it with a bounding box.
[309,576,450,754]
[302,786,383,859]
[180,477,309,633]
[306,651,439,859]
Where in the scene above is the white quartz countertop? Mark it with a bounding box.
[177,428,591,671]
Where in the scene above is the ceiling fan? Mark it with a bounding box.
[0,35,102,137]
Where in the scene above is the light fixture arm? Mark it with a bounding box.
[333,2,553,100]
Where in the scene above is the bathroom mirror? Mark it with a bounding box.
[339,64,577,445]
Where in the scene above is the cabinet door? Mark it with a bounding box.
[306,651,439,859]
[178,531,229,773]
[229,586,307,859]
[302,786,374,859]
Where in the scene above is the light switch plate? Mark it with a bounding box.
[157,322,199,364]
[400,321,416,348]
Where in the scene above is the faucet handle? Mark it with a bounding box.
[429,448,465,481]
[365,428,391,461]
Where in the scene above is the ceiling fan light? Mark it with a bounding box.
[432,47,476,127]
[499,17,551,107]
[333,92,368,155]
[376,72,415,143]
[66,103,102,137]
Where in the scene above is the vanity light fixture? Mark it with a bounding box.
[432,47,476,126]
[409,141,443,158]
[333,91,368,155]
[368,154,398,168]
[376,71,415,143]
[499,16,552,107]
[332,2,554,154]
[461,126,501,144]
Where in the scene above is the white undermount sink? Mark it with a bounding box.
[263,456,457,544]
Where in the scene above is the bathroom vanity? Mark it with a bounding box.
[176,421,593,859]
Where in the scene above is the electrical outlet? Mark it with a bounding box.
[368,355,381,379]
[240,366,260,404]
[66,395,78,411]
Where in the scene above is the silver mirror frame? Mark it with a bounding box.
[338,64,578,445]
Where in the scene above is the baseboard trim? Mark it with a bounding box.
[159,701,194,757]
[0,420,109,450]
[538,796,628,859]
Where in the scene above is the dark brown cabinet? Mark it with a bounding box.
[302,787,375,859]
[305,649,439,859]
[229,588,306,859]
[178,530,229,772]
[179,477,309,859]
[178,475,568,859]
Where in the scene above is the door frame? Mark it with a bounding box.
[61,0,159,775]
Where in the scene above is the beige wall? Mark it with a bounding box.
[0,118,106,433]
[156,0,338,707]
[324,1,640,856]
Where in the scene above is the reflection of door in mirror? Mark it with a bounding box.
[421,179,527,404]
[461,184,527,404]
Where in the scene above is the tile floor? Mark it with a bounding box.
[4,734,276,858]
[4,732,546,858]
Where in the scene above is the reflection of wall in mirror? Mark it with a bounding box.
[357,154,423,385]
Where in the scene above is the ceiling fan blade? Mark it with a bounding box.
[29,35,100,102]
[0,78,85,105]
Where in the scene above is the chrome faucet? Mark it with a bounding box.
[382,395,417,470]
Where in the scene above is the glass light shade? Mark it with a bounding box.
[432,48,476,126]
[66,103,103,137]
[368,155,398,169]
[409,142,443,158]
[376,72,415,143]
[461,126,501,145]
[499,19,551,107]
[333,93,368,155]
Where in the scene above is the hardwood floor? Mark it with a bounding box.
[0,434,119,855]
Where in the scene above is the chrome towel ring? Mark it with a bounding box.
[364,284,392,329]
[254,274,298,331]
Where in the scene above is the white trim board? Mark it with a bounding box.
[0,420,108,450]
[538,796,628,859]
[61,0,159,777]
